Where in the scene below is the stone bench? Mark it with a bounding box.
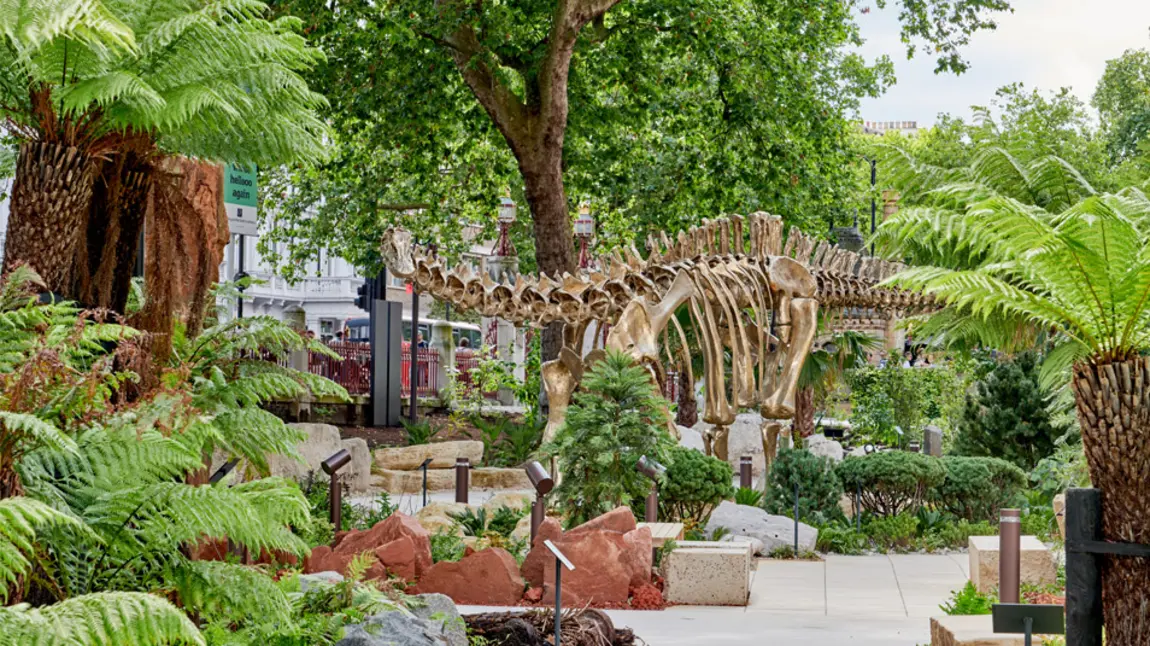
[931,615,1056,645]
[968,535,1057,594]
[662,541,752,606]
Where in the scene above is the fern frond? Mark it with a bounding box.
[0,497,90,603]
[170,560,291,626]
[0,591,203,646]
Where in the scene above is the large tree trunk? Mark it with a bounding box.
[4,142,98,294]
[676,368,698,427]
[1071,358,1150,646]
[793,385,815,439]
[521,152,575,361]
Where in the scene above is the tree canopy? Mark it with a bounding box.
[260,0,1013,283]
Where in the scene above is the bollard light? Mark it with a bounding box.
[739,456,753,490]
[455,458,471,504]
[635,456,666,524]
[321,449,352,534]
[525,461,554,542]
[999,508,1022,603]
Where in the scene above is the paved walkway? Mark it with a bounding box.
[461,554,971,645]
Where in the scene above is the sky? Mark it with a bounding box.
[855,0,1150,127]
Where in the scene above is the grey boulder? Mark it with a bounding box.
[705,501,817,555]
[409,593,466,646]
[336,610,441,646]
[299,571,344,593]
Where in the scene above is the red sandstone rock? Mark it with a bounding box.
[416,548,525,605]
[333,531,350,549]
[335,513,432,576]
[622,526,653,588]
[520,517,563,588]
[257,548,300,567]
[374,536,417,582]
[524,587,543,603]
[303,545,357,575]
[567,507,637,536]
[544,531,631,605]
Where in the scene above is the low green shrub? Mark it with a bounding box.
[940,581,995,615]
[430,531,466,563]
[658,445,735,524]
[928,519,997,549]
[815,522,867,554]
[836,451,946,516]
[764,448,844,525]
[931,456,1026,522]
[734,487,764,507]
[864,513,919,551]
[400,417,441,445]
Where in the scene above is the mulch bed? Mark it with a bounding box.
[339,412,490,449]
[466,608,643,645]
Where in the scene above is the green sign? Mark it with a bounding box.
[224,163,257,207]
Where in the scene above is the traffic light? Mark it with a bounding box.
[355,280,370,311]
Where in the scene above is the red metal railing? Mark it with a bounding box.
[310,341,372,395]
[400,344,439,398]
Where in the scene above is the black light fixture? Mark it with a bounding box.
[525,461,554,542]
[321,449,352,534]
[635,456,666,524]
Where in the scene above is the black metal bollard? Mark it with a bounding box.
[739,456,753,489]
[999,509,1021,603]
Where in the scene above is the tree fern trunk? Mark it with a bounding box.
[676,369,697,427]
[1071,358,1150,646]
[4,142,98,295]
[793,385,815,439]
[78,156,152,311]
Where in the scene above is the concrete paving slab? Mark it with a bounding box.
[747,559,825,613]
[459,605,931,645]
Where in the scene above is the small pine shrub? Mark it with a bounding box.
[487,506,526,539]
[763,448,844,525]
[952,351,1072,469]
[931,456,1026,522]
[545,351,674,527]
[836,451,946,516]
[815,522,867,554]
[658,446,735,524]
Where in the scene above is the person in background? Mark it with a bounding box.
[416,332,428,350]
[458,336,471,350]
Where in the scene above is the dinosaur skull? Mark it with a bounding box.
[381,228,416,277]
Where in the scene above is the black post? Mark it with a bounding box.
[421,462,429,507]
[236,234,246,318]
[1024,616,1033,646]
[855,482,862,532]
[869,158,877,255]
[455,458,470,504]
[1065,488,1103,646]
[554,559,562,646]
[793,481,800,555]
[409,287,419,423]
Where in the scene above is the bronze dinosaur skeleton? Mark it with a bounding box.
[381,213,930,465]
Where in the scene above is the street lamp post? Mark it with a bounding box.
[574,201,594,270]
[496,190,517,258]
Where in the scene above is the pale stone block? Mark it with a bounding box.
[340,437,372,493]
[968,535,1057,594]
[930,615,1055,646]
[373,469,457,493]
[372,441,484,471]
[470,467,532,490]
[662,541,752,606]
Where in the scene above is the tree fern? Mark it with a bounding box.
[0,0,328,164]
[0,497,90,603]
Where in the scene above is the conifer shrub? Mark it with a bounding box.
[545,351,674,527]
